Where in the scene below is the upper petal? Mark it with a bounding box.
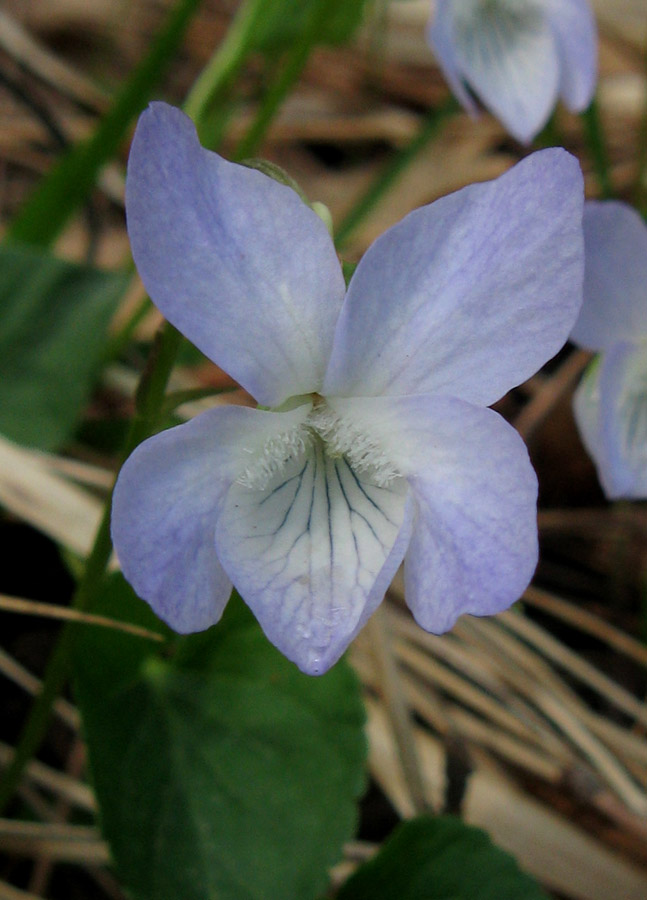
[430,0,560,143]
[324,150,584,405]
[543,0,597,111]
[574,342,647,499]
[111,403,311,633]
[571,202,647,352]
[126,103,346,407]
[328,394,538,632]
[215,439,413,675]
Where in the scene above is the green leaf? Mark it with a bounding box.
[73,577,367,900]
[0,243,128,450]
[5,0,202,248]
[338,816,549,900]
[251,0,368,52]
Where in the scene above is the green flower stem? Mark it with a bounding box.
[103,278,148,363]
[0,323,181,814]
[581,97,613,199]
[233,0,331,161]
[335,96,458,249]
[162,385,238,417]
[534,110,562,149]
[183,0,267,126]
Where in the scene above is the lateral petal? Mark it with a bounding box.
[111,403,311,633]
[572,356,604,484]
[324,151,583,406]
[571,202,647,352]
[575,342,647,499]
[126,103,346,407]
[328,394,538,633]
[215,441,413,675]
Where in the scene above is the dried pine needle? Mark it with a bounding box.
[0,593,164,642]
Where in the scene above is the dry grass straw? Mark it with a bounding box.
[0,647,79,730]
[0,744,94,813]
[0,879,50,900]
[382,564,647,865]
[360,689,647,900]
[356,584,647,899]
[0,9,109,110]
[0,593,164,642]
[0,435,107,560]
[514,350,593,442]
[0,820,109,865]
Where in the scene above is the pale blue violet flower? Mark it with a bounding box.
[571,201,647,499]
[428,0,597,144]
[112,102,584,675]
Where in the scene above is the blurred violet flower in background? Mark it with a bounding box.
[427,0,597,143]
[571,201,647,499]
[112,102,584,675]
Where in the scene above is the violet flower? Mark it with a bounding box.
[112,102,584,674]
[428,0,597,144]
[571,201,647,499]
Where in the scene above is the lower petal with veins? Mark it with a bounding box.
[215,439,412,675]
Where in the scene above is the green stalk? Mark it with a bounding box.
[334,96,458,249]
[581,97,613,199]
[162,385,238,417]
[0,323,181,814]
[103,281,148,363]
[233,1,331,160]
[183,0,267,126]
[533,110,562,149]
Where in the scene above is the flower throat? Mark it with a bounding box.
[237,398,401,491]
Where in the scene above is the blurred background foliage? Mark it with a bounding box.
[1,2,647,899]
